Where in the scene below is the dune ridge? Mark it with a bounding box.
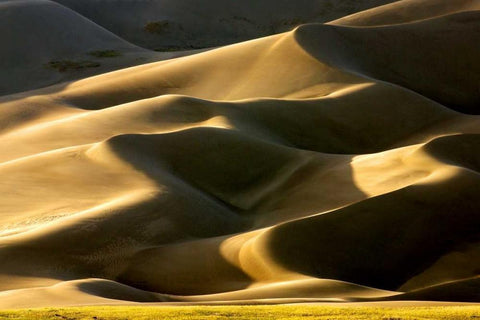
[0,0,479,308]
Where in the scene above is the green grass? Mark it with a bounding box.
[88,50,122,58]
[1,305,480,320]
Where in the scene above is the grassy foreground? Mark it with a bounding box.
[1,305,480,320]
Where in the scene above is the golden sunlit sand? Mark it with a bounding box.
[0,0,479,311]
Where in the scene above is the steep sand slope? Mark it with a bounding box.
[53,0,398,50]
[1,0,480,308]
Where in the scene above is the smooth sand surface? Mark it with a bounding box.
[0,0,479,309]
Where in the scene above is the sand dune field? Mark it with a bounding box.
[0,0,479,308]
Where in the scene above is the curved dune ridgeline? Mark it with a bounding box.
[0,0,480,308]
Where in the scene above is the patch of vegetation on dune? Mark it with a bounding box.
[45,60,100,72]
[1,305,480,320]
[153,46,185,52]
[279,17,307,27]
[144,20,170,34]
[88,50,122,58]
[154,45,207,52]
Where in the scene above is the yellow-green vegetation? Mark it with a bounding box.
[279,17,306,26]
[1,305,480,320]
[89,50,122,58]
[154,45,205,52]
[144,21,170,34]
[153,46,184,52]
[46,60,100,72]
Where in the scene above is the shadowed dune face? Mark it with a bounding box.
[396,277,480,302]
[0,127,365,295]
[1,0,480,309]
[266,164,480,290]
[296,13,480,113]
[330,0,480,26]
[0,0,204,96]
[52,0,398,50]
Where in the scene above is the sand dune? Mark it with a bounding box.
[0,0,480,308]
[396,277,480,302]
[331,0,480,26]
[0,0,200,96]
[52,0,397,50]
[0,279,163,309]
[299,13,480,113]
[3,9,474,112]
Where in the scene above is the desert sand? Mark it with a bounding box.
[0,0,479,309]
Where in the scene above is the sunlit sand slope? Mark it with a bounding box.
[0,0,479,308]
